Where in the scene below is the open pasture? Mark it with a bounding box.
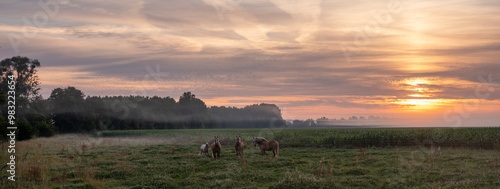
[1,128,499,188]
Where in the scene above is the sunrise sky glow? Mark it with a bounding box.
[1,0,499,126]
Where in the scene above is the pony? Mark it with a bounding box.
[234,136,245,157]
[199,143,209,156]
[211,136,221,160]
[252,137,279,158]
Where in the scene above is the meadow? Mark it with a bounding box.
[1,128,499,188]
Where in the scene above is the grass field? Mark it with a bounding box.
[1,128,499,188]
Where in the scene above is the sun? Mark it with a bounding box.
[405,78,429,86]
[397,99,438,106]
[401,78,432,95]
[392,99,445,111]
[408,94,430,97]
[392,78,446,110]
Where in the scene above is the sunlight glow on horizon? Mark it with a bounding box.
[1,0,499,126]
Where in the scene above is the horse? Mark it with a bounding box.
[252,137,279,158]
[211,136,221,160]
[234,136,245,157]
[199,143,209,156]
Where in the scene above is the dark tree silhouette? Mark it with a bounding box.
[45,90,286,132]
[0,56,51,140]
[0,56,287,137]
[178,91,208,129]
[48,86,85,114]
[0,56,41,102]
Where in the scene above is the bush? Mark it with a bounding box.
[0,117,8,142]
[17,118,38,141]
[35,121,55,137]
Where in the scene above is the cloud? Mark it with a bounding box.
[0,0,499,123]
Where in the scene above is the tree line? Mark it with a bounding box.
[0,56,285,141]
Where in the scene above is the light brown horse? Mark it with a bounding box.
[199,143,209,156]
[252,137,279,158]
[234,136,245,157]
[211,136,221,160]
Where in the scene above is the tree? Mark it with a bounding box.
[179,92,208,128]
[179,91,195,102]
[48,86,85,114]
[0,56,44,141]
[179,92,204,111]
[48,87,87,133]
[16,117,38,140]
[0,56,41,102]
[179,92,207,112]
[0,92,6,105]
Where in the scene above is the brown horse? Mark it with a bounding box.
[234,136,245,157]
[199,143,209,156]
[211,136,221,160]
[252,137,279,158]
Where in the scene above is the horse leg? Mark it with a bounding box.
[274,143,279,158]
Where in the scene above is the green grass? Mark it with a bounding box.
[1,128,499,188]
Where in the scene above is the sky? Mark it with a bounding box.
[1,0,499,126]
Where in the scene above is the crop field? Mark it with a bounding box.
[1,128,500,188]
[99,127,500,149]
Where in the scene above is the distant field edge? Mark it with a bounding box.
[95,127,500,150]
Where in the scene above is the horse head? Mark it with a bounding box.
[253,137,266,147]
